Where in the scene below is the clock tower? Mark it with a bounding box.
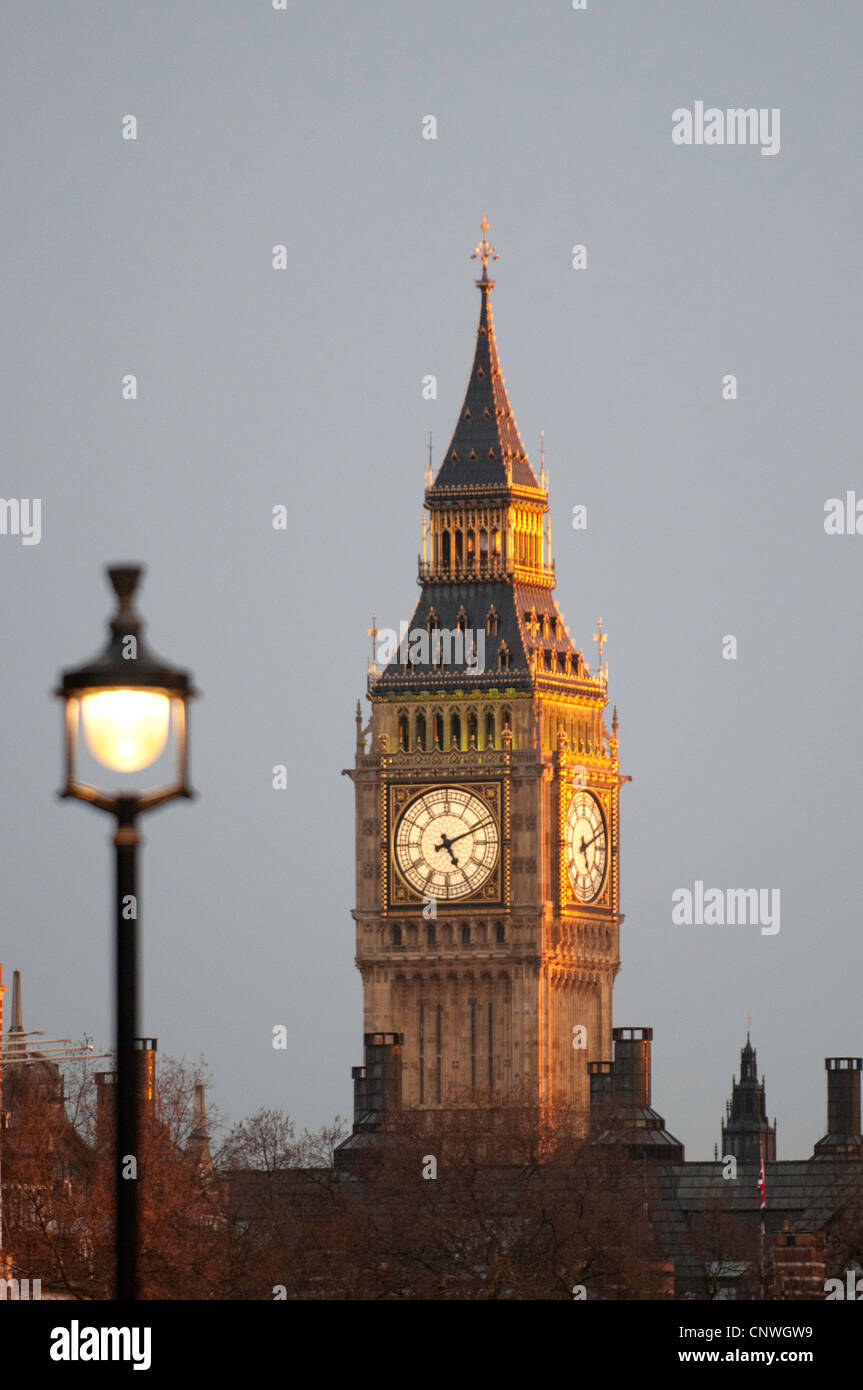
[345,221,627,1126]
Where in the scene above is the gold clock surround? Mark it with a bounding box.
[387,779,505,909]
[560,780,613,909]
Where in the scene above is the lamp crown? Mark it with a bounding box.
[57,562,196,699]
[108,565,143,611]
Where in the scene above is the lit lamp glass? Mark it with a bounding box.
[81,690,171,773]
[57,566,195,812]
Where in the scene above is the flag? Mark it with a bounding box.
[758,1154,766,1210]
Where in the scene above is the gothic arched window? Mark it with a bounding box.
[484,708,496,749]
[467,709,478,747]
[397,711,409,750]
[461,924,471,946]
[485,605,499,635]
[498,642,511,673]
[415,711,427,752]
[433,709,444,748]
[450,711,462,750]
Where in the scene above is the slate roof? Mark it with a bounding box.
[370,581,602,697]
[652,1158,863,1288]
[430,276,541,494]
[594,1105,685,1162]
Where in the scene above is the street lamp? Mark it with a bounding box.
[56,565,196,1300]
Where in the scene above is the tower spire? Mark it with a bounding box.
[430,222,538,493]
[10,968,23,1034]
[186,1079,214,1176]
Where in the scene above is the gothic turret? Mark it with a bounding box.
[722,1033,777,1162]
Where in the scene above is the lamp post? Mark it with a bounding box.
[56,565,196,1300]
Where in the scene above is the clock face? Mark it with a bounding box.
[564,789,608,903]
[394,786,500,901]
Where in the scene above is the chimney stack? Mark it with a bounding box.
[813,1057,862,1158]
[588,1027,684,1162]
[95,1038,157,1147]
[351,1032,403,1132]
[613,1026,652,1108]
[95,1070,116,1146]
[588,1059,615,1111]
[335,1033,404,1172]
[135,1037,157,1111]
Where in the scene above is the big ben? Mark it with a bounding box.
[345,220,627,1125]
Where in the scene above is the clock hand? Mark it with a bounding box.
[441,819,496,850]
[433,831,460,866]
[579,828,603,855]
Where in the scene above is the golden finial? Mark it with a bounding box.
[471,214,498,279]
[367,613,380,675]
[593,618,607,681]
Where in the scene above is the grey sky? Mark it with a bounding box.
[2,0,861,1159]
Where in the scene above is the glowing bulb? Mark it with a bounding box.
[81,690,170,773]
